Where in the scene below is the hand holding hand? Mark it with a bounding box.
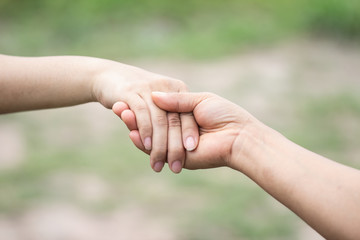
[152,92,260,169]
[91,62,199,173]
[115,91,360,240]
[128,92,259,170]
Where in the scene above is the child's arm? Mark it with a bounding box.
[0,54,198,173]
[0,54,99,112]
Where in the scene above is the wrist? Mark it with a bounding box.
[90,58,124,108]
[229,120,281,173]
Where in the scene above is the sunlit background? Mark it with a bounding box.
[1,0,360,239]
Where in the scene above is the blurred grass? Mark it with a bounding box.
[0,0,359,58]
[0,107,298,239]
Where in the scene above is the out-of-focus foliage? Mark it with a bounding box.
[0,0,359,58]
[1,1,360,240]
[308,0,360,38]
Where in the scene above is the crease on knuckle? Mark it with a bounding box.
[154,114,168,127]
[168,113,181,127]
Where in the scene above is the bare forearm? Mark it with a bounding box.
[232,123,360,240]
[0,54,112,113]
[152,91,360,238]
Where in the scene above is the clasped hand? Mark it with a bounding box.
[94,64,200,173]
[114,91,258,172]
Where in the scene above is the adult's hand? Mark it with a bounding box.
[150,91,360,240]
[128,91,259,170]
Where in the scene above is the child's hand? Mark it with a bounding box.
[92,62,199,173]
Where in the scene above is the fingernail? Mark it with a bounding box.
[153,161,164,172]
[185,137,196,151]
[171,160,183,173]
[144,137,152,151]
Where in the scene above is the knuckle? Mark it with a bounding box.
[169,79,186,92]
[168,113,181,127]
[154,114,168,127]
[152,77,170,88]
[132,102,148,112]
[176,80,188,92]
[153,76,187,92]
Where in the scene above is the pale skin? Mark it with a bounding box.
[118,92,360,240]
[0,54,199,173]
[2,53,359,239]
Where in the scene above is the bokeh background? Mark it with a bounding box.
[1,0,360,239]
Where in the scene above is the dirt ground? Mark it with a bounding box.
[1,39,359,240]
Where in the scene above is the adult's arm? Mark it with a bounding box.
[0,54,199,173]
[148,91,360,240]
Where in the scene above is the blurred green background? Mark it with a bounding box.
[1,0,360,58]
[0,0,360,239]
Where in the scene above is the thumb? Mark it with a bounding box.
[152,92,211,113]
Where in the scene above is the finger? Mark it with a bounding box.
[173,83,199,151]
[112,101,130,118]
[184,133,226,170]
[143,96,168,173]
[152,92,212,113]
[121,109,138,131]
[129,130,151,155]
[113,101,138,131]
[167,112,185,173]
[180,112,199,151]
[126,95,152,151]
[174,84,200,152]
